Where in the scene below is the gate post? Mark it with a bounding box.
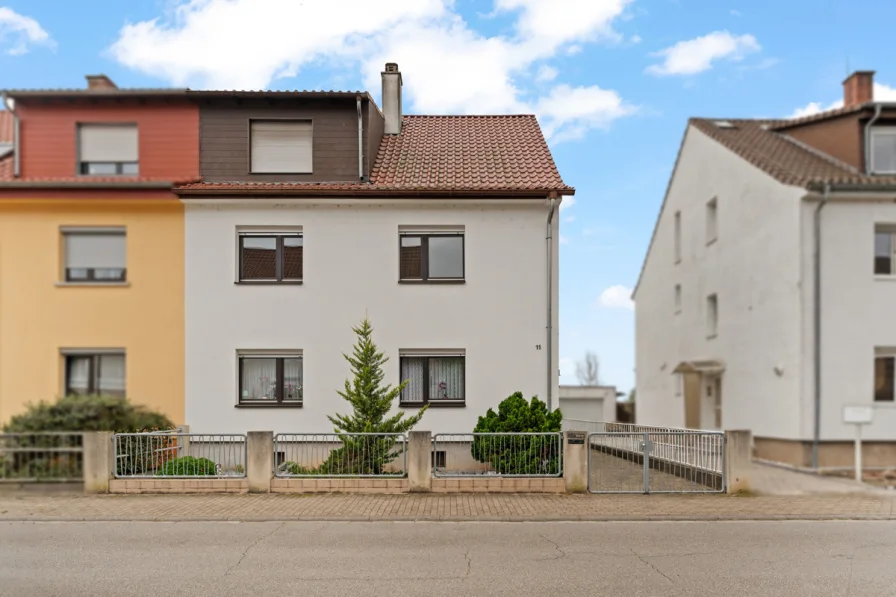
[641,432,652,493]
[247,431,273,493]
[724,429,752,494]
[563,431,587,493]
[408,431,432,493]
[83,431,114,494]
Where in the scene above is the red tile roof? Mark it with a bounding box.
[690,117,896,189]
[176,115,573,196]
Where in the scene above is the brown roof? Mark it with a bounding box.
[690,117,896,189]
[177,115,572,196]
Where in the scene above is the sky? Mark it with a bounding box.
[2,0,895,394]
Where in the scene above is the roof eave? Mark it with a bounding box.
[0,181,176,189]
[174,187,574,198]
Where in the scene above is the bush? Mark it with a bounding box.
[2,394,174,433]
[471,392,563,475]
[157,456,217,476]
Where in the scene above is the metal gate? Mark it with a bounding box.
[587,431,725,493]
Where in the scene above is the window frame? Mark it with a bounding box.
[674,284,682,314]
[706,293,718,338]
[61,227,127,284]
[706,197,718,245]
[874,349,896,403]
[398,353,466,407]
[870,127,896,175]
[236,353,303,407]
[62,350,126,397]
[76,123,139,177]
[237,231,303,284]
[674,211,682,264]
[398,232,465,282]
[874,225,896,277]
[248,119,313,175]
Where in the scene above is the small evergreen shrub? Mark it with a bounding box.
[157,456,217,476]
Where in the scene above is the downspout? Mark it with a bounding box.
[546,195,558,411]
[811,183,830,470]
[864,104,883,175]
[2,93,20,177]
[356,95,364,180]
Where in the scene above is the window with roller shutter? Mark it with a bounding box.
[62,227,126,283]
[77,124,139,175]
[250,120,312,174]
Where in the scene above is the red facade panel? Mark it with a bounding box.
[16,103,199,180]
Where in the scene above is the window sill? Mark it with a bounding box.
[707,333,718,340]
[706,237,717,246]
[400,401,466,408]
[235,280,303,285]
[55,281,130,288]
[235,402,303,408]
[873,275,896,282]
[674,309,681,315]
[873,401,896,408]
[398,279,466,285]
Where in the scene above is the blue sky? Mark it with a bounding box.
[3,0,895,393]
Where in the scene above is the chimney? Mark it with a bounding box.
[86,75,118,91]
[381,62,402,135]
[843,70,874,108]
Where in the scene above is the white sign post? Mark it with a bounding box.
[843,406,873,482]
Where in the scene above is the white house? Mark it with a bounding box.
[177,64,572,435]
[634,70,896,469]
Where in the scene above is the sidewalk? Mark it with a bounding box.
[1,492,893,522]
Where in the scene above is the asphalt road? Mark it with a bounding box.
[1,521,894,596]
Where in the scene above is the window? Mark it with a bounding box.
[238,354,303,405]
[874,225,896,275]
[674,211,682,263]
[399,232,464,281]
[431,451,446,469]
[239,232,302,282]
[706,294,718,338]
[706,197,718,244]
[399,353,465,405]
[250,120,312,174]
[875,350,895,402]
[62,228,126,283]
[674,284,682,313]
[78,124,138,175]
[871,128,896,174]
[64,352,125,396]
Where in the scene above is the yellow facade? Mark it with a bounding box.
[0,198,184,425]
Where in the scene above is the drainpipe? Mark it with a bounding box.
[811,183,830,469]
[356,95,364,180]
[864,104,883,175]
[2,92,20,177]
[545,194,558,411]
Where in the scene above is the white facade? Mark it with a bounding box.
[558,385,617,423]
[184,198,559,435]
[635,125,896,442]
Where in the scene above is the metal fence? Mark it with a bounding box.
[0,433,83,482]
[114,433,246,478]
[588,431,725,494]
[432,433,563,477]
[273,433,407,477]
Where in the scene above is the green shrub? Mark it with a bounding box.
[2,394,174,433]
[157,456,217,476]
[471,392,563,475]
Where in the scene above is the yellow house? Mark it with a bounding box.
[0,80,198,425]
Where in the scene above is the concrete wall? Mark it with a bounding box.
[634,126,805,437]
[0,199,185,424]
[800,199,896,441]
[558,385,616,422]
[184,198,559,434]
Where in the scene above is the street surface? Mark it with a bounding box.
[1,520,894,596]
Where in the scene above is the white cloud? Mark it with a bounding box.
[646,30,760,76]
[630,34,642,44]
[559,234,570,245]
[730,9,743,17]
[109,0,635,142]
[536,65,558,82]
[789,83,896,118]
[597,285,634,310]
[559,196,576,211]
[0,7,53,55]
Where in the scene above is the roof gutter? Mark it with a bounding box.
[811,183,831,470]
[174,188,576,198]
[0,181,175,189]
[864,103,884,175]
[2,92,20,178]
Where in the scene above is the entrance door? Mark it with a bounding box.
[700,375,723,430]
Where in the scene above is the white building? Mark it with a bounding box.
[634,70,896,469]
[178,65,571,435]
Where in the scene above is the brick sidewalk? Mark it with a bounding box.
[0,493,893,522]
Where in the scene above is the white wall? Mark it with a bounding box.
[184,198,559,435]
[634,126,805,437]
[800,199,896,441]
[558,385,617,422]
